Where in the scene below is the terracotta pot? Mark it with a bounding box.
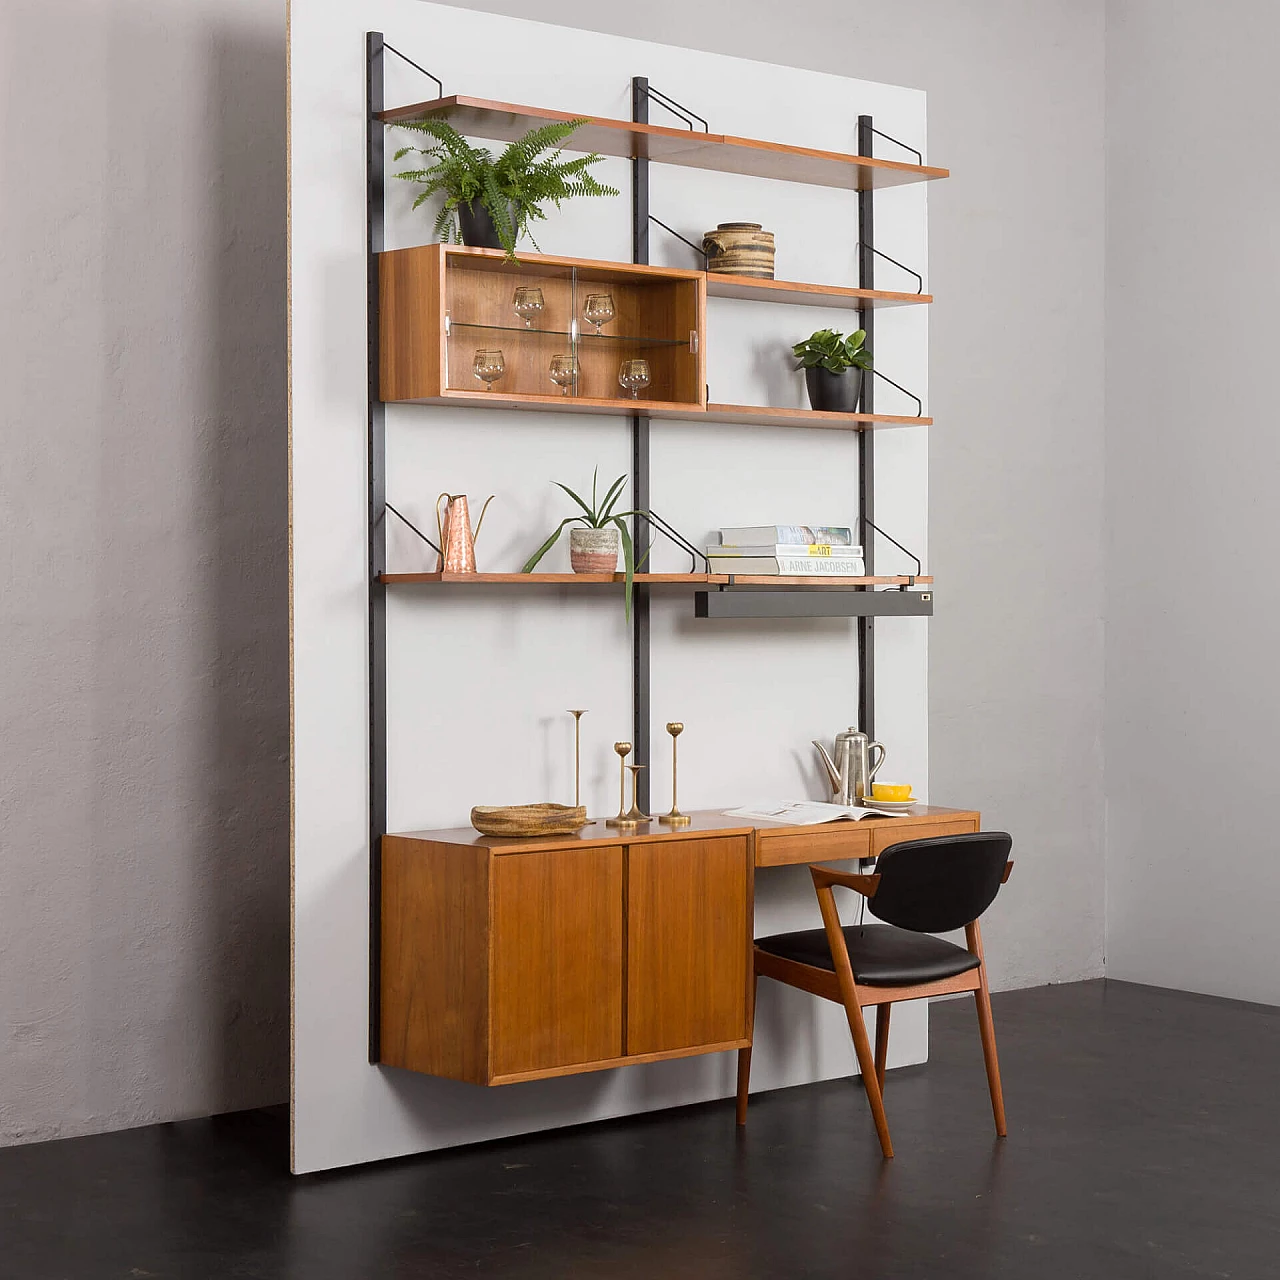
[570,526,620,573]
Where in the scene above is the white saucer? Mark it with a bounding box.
[861,797,918,811]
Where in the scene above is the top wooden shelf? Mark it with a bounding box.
[380,97,948,192]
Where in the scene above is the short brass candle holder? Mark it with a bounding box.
[606,741,638,829]
[624,764,650,823]
[659,721,691,826]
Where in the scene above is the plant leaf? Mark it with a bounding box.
[553,481,596,522]
[599,473,628,519]
[521,516,584,572]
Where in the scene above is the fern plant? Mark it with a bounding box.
[393,118,620,260]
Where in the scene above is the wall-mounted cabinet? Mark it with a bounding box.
[380,244,706,414]
[379,827,753,1085]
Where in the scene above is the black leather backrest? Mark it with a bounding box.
[868,832,1012,934]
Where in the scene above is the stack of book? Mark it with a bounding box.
[707,525,866,576]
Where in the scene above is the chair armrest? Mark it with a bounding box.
[810,865,881,897]
[1002,860,1014,884]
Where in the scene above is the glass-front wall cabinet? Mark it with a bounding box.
[379,244,706,412]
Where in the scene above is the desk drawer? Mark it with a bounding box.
[869,818,978,857]
[756,826,871,867]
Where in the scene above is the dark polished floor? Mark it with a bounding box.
[3,980,1279,1279]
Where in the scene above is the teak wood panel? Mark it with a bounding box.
[625,836,752,1056]
[752,808,982,867]
[379,97,949,191]
[379,837,489,1083]
[868,816,978,857]
[489,846,624,1077]
[380,248,444,404]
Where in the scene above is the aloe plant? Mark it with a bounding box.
[522,469,648,617]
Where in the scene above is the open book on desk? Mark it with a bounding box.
[723,801,904,826]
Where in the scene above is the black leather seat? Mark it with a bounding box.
[755,922,981,987]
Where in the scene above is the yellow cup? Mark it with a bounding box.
[872,782,913,802]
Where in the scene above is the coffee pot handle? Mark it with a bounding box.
[867,741,886,781]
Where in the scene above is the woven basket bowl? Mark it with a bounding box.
[470,803,590,837]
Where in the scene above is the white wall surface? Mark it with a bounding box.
[291,0,934,1174]
[2,0,1109,1151]
[1104,0,1280,1003]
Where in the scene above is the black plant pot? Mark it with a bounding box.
[457,200,503,251]
[805,366,864,413]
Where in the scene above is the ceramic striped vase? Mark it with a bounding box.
[702,222,776,278]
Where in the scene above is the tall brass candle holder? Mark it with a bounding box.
[567,709,588,807]
[659,721,691,826]
[606,741,638,829]
[624,764,650,823]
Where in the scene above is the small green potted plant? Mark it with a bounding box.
[393,118,619,260]
[792,328,873,413]
[523,469,647,616]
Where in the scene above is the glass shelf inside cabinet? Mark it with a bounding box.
[445,318,686,348]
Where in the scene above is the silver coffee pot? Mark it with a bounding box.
[813,726,886,806]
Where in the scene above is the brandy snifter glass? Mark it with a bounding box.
[512,287,545,329]
[582,292,615,335]
[472,348,505,391]
[549,354,579,396]
[618,358,651,400]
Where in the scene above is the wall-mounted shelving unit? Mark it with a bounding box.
[365,33,946,1060]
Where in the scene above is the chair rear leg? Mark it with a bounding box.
[874,1002,891,1092]
[735,1047,752,1126]
[736,967,758,1126]
[974,981,1007,1137]
[841,993,894,1158]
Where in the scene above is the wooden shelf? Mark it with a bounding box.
[380,572,932,587]
[701,403,931,429]
[706,273,931,309]
[379,96,948,192]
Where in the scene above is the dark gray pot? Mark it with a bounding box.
[457,200,504,250]
[805,366,864,413]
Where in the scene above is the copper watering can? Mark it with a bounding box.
[435,492,494,574]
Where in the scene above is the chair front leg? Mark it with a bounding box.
[816,884,894,1158]
[966,920,1007,1137]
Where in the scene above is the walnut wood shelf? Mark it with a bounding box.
[706,273,931,309]
[379,96,948,191]
[702,403,931,428]
[379,572,933,587]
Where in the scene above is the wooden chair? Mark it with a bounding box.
[736,831,1013,1158]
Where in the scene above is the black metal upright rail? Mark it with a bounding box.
[367,31,387,1063]
[857,114,876,742]
[630,76,652,814]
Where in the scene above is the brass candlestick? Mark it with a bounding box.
[567,709,587,807]
[659,721,691,826]
[624,764,650,822]
[606,742,638,829]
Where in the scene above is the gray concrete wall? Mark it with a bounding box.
[0,0,290,1144]
[1104,0,1280,1004]
[1,0,1107,1145]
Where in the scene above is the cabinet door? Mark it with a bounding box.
[490,847,624,1079]
[626,836,751,1056]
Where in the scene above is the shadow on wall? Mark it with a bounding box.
[0,0,288,1144]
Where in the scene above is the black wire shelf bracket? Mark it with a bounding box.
[385,501,442,559]
[650,216,708,265]
[862,515,923,588]
[638,84,709,131]
[863,124,923,166]
[867,368,924,418]
[644,509,711,573]
[853,241,925,295]
[382,42,443,99]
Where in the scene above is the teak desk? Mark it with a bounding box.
[380,805,979,1085]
